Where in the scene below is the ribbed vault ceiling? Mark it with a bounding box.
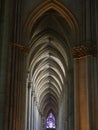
[29,9,71,116]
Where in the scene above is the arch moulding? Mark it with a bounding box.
[23,0,79,42]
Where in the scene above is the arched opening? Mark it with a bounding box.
[1,0,97,130]
[24,1,79,130]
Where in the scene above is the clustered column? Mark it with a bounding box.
[25,75,42,130]
[74,55,97,130]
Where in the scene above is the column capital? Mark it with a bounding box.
[39,109,42,115]
[31,90,35,96]
[72,43,97,58]
[28,81,33,89]
[34,96,36,102]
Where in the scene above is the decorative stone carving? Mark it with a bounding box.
[72,44,97,58]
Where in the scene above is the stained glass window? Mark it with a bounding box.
[46,113,56,128]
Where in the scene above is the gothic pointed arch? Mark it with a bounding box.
[23,0,79,44]
[25,1,77,129]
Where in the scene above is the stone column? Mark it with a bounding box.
[33,96,37,130]
[25,74,33,130]
[25,74,29,130]
[31,91,34,130]
[74,56,90,130]
[85,0,91,41]
[41,115,46,130]
[36,104,39,130]
[86,56,97,130]
[95,0,98,129]
[0,0,9,129]
[74,58,80,130]
[38,110,42,130]
[74,52,97,130]
[27,82,32,130]
[82,0,95,41]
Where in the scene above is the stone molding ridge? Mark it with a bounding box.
[10,42,97,58]
[72,44,97,58]
[9,42,30,53]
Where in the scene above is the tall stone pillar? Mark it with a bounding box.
[82,0,96,42]
[74,56,90,130]
[25,75,29,130]
[0,0,9,129]
[73,45,97,130]
[27,82,32,130]
[95,0,98,129]
[33,96,37,130]
[41,115,46,130]
[31,91,34,130]
[25,75,32,130]
[38,111,42,130]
